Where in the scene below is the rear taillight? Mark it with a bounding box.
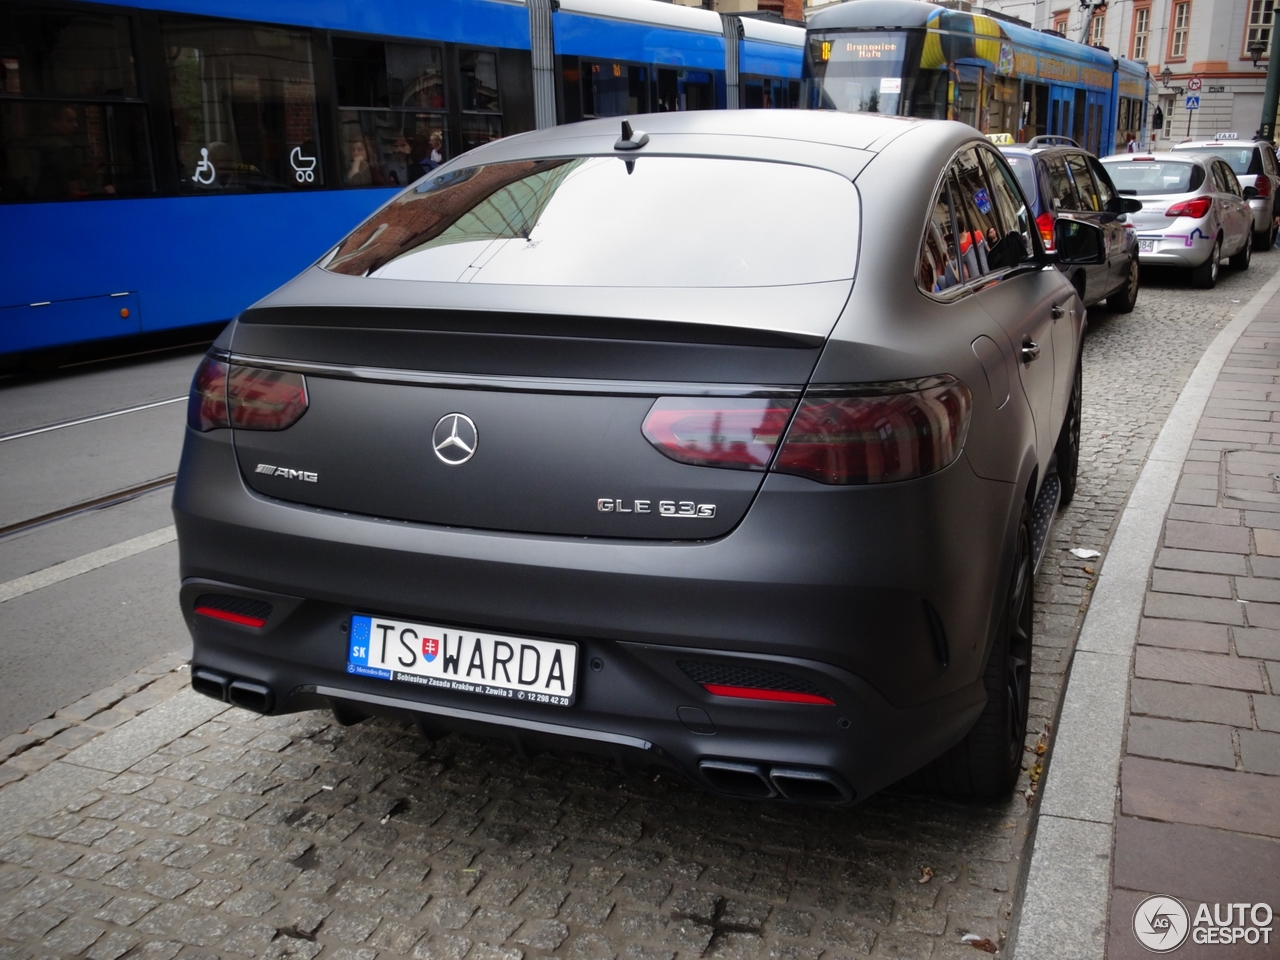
[1256,176,1271,198]
[188,355,308,432]
[1035,211,1055,251]
[188,355,229,431]
[773,376,972,485]
[642,397,796,469]
[1165,196,1212,219]
[227,365,309,430]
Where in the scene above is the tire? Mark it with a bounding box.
[1191,238,1221,289]
[1055,357,1081,506]
[1254,221,1275,251]
[1106,258,1139,313]
[915,502,1033,800]
[1230,235,1252,271]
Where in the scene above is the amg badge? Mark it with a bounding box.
[598,499,716,518]
[255,463,318,482]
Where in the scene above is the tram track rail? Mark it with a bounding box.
[0,475,178,541]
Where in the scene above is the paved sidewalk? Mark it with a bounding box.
[1103,283,1280,956]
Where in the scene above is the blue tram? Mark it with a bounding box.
[0,0,804,357]
[803,0,1151,158]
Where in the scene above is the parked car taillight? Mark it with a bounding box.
[773,376,972,485]
[1035,212,1055,251]
[1165,196,1212,219]
[188,355,309,432]
[188,355,229,431]
[1255,175,1271,199]
[642,397,796,469]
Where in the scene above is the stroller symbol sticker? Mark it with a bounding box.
[290,146,317,183]
[193,147,216,185]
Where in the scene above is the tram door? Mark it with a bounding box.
[1049,86,1074,139]
[1084,90,1108,155]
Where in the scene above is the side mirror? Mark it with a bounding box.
[1054,218,1106,265]
[1122,197,1143,213]
[1244,185,1259,200]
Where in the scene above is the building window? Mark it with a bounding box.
[1169,2,1191,59]
[332,37,449,189]
[1246,0,1274,60]
[1090,12,1107,47]
[1053,11,1069,36]
[162,17,324,193]
[1132,6,1150,60]
[0,4,154,202]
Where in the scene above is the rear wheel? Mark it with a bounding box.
[916,502,1033,800]
[1107,259,1139,313]
[1191,239,1221,289]
[1253,222,1275,251]
[1230,235,1252,270]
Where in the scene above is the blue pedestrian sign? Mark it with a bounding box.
[1185,95,1200,111]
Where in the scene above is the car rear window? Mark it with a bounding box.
[1104,160,1205,196]
[1174,146,1259,175]
[1003,155,1038,205]
[323,156,859,287]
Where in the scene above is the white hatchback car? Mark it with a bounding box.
[1101,152,1255,288]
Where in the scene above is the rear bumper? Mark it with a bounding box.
[174,428,1017,800]
[1134,229,1215,268]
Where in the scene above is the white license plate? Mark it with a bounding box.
[348,615,578,706]
[1138,239,1155,252]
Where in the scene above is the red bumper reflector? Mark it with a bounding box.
[702,683,835,705]
[194,606,267,628]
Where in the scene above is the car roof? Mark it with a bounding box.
[1173,139,1262,149]
[1101,151,1209,165]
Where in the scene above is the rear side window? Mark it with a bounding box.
[1104,160,1205,195]
[979,150,1036,267]
[324,156,860,287]
[1065,154,1101,211]
[1043,154,1079,211]
[919,175,962,294]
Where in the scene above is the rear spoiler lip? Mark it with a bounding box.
[237,304,827,351]
[221,352,805,399]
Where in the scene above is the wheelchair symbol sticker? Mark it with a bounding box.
[193,147,216,186]
[290,146,317,183]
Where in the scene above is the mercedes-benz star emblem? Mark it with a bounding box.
[432,413,477,466]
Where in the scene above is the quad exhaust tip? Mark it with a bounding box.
[190,667,275,714]
[698,759,853,803]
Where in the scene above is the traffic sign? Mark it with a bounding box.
[1185,95,1200,111]
[1187,77,1202,91]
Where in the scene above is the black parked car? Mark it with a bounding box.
[1002,137,1142,311]
[176,111,1103,803]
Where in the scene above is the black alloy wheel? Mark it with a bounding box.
[1107,258,1139,313]
[1230,235,1252,271]
[1192,238,1221,289]
[915,502,1034,800]
[1055,357,1081,506]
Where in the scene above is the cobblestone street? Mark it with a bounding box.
[3,253,1279,960]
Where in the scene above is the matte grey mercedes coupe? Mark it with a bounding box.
[176,110,1099,803]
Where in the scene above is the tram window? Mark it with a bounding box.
[0,5,153,202]
[334,37,449,188]
[1065,154,1101,212]
[459,50,500,114]
[1,101,152,201]
[162,18,324,193]
[582,62,649,118]
[0,6,137,99]
[339,110,450,188]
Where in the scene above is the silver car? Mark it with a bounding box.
[1171,139,1280,250]
[1101,152,1255,288]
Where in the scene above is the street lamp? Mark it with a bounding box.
[1159,66,1172,87]
[1249,39,1267,68]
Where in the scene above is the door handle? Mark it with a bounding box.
[1021,340,1041,362]
[1052,303,1066,319]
